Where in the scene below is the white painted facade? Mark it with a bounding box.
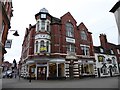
[95,53,119,77]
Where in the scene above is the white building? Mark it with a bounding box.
[94,46,119,77]
[110,0,120,44]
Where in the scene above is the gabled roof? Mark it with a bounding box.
[110,1,120,13]
[60,12,77,23]
[78,22,92,34]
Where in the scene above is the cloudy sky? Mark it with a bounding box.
[4,0,119,63]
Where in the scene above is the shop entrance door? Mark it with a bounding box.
[37,67,47,80]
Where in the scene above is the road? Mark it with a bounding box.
[1,76,120,89]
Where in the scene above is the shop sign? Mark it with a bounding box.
[66,37,75,43]
[5,39,12,48]
[40,47,47,52]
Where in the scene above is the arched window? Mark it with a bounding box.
[40,40,46,52]
[81,31,87,40]
[66,22,74,37]
[36,41,38,53]
[40,40,44,47]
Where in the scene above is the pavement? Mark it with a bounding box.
[1,76,120,89]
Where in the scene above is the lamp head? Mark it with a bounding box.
[13,31,19,36]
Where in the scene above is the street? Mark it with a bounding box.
[1,76,119,88]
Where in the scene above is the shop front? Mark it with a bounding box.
[79,60,96,78]
[24,58,66,80]
[48,58,65,79]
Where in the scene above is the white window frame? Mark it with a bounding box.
[110,49,114,54]
[81,30,87,40]
[66,22,74,38]
[80,44,90,56]
[67,44,75,52]
[41,20,45,31]
[100,48,104,53]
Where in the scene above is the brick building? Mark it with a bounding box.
[0,1,13,77]
[94,34,120,77]
[20,8,95,80]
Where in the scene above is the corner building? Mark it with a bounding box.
[20,8,95,80]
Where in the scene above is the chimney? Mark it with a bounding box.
[99,34,107,48]
[29,24,32,29]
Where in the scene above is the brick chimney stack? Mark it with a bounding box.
[99,34,107,48]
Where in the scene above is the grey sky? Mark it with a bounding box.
[4,0,119,63]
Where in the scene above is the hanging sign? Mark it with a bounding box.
[5,39,12,48]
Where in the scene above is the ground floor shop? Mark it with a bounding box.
[20,56,96,80]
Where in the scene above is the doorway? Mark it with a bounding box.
[37,67,47,80]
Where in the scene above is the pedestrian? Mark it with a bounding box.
[19,73,20,80]
[29,73,31,83]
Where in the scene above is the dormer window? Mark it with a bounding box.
[100,48,104,53]
[110,49,114,54]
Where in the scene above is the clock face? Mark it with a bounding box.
[41,14,46,19]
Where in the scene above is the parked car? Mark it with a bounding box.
[2,70,13,78]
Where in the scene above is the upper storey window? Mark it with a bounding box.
[81,30,87,40]
[66,22,74,38]
[41,20,45,30]
[36,20,50,32]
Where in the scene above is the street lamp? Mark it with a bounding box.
[10,30,19,36]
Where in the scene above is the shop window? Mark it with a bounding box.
[49,64,57,77]
[81,30,87,40]
[66,22,74,37]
